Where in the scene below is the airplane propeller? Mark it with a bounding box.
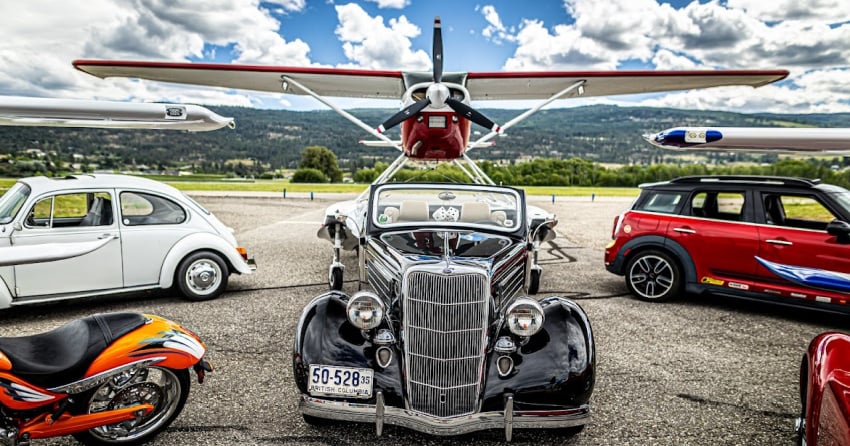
[376,17,500,135]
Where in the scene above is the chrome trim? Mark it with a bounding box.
[494,336,517,354]
[48,357,165,394]
[505,396,514,442]
[300,395,590,436]
[376,391,385,436]
[765,239,793,246]
[402,265,489,418]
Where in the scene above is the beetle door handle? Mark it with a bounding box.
[98,233,118,240]
[673,227,696,234]
[765,239,793,246]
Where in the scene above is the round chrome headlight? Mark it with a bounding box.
[346,291,385,330]
[506,298,545,337]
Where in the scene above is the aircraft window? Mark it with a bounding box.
[120,192,186,226]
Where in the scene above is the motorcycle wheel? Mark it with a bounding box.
[72,367,190,446]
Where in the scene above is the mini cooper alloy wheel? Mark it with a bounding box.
[626,251,681,302]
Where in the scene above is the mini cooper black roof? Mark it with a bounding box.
[638,175,842,191]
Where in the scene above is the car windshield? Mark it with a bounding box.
[0,183,30,225]
[830,190,850,216]
[372,184,522,231]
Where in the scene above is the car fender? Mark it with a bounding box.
[803,332,850,445]
[481,296,595,412]
[0,277,12,309]
[158,232,250,289]
[292,291,405,408]
[610,235,697,286]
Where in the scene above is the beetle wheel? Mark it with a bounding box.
[176,251,229,301]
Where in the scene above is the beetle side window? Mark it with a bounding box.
[762,193,837,230]
[26,192,113,228]
[636,191,683,214]
[690,191,745,221]
[120,192,186,226]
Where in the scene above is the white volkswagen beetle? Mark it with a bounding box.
[0,174,255,308]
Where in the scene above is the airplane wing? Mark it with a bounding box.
[465,70,789,100]
[73,60,787,101]
[645,127,850,154]
[0,95,234,131]
[74,60,405,100]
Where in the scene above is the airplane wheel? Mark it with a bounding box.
[528,268,541,295]
[330,266,343,291]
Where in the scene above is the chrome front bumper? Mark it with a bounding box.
[300,392,590,441]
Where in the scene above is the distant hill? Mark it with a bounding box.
[1,105,848,171]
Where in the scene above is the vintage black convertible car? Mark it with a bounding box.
[292,183,595,440]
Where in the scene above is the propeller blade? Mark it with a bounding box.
[376,98,430,133]
[433,17,443,83]
[446,98,500,133]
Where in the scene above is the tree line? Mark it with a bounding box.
[295,145,850,189]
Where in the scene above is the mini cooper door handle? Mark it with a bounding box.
[765,239,793,246]
[673,227,696,234]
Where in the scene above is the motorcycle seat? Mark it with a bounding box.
[0,313,147,390]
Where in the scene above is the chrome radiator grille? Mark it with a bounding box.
[403,269,488,418]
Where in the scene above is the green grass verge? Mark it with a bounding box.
[0,177,640,197]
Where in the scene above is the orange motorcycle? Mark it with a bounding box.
[0,312,212,446]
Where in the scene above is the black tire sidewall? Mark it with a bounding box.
[625,250,681,302]
[72,368,191,446]
[176,251,229,301]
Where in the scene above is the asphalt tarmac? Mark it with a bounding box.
[1,192,846,446]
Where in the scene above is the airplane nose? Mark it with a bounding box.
[426,84,450,108]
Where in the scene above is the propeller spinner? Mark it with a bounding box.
[375,17,500,135]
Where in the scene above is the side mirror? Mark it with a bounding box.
[827,219,850,243]
[531,219,557,243]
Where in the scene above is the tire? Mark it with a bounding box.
[175,251,229,301]
[329,266,343,291]
[528,268,541,295]
[625,250,681,302]
[73,367,190,446]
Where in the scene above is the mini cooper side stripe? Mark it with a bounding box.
[756,256,850,294]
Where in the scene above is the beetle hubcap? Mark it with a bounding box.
[187,260,220,293]
[629,255,674,299]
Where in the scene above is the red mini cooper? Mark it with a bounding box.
[604,175,850,314]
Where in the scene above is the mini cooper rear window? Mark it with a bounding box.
[637,192,683,214]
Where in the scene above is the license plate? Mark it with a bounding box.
[308,365,373,399]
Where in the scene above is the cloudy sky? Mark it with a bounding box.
[1,0,849,114]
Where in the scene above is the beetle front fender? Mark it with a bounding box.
[158,232,250,289]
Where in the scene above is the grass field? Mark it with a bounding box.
[0,176,640,197]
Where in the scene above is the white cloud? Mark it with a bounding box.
[726,0,850,24]
[0,0,314,106]
[364,0,410,9]
[334,3,430,70]
[480,5,515,44]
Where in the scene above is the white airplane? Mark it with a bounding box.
[645,127,850,154]
[0,95,234,131]
[72,17,789,291]
[0,95,233,267]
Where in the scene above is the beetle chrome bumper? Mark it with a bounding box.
[300,392,590,441]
